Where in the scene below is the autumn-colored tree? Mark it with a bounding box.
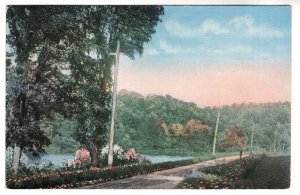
[222,127,247,151]
[161,122,169,135]
[171,123,184,137]
[185,119,209,136]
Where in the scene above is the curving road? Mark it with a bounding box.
[76,155,244,189]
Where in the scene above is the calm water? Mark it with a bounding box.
[142,155,192,164]
[41,154,192,167]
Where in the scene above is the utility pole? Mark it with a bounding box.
[273,131,277,152]
[212,109,220,158]
[108,41,120,168]
[250,128,254,154]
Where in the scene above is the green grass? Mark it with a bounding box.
[240,155,290,189]
[176,154,290,189]
[6,158,201,189]
[6,151,245,189]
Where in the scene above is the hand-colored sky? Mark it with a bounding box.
[119,6,291,107]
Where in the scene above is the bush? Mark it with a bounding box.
[99,144,151,166]
[176,155,290,189]
[241,155,290,189]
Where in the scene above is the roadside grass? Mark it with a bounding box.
[240,155,290,189]
[176,154,290,189]
[6,152,243,189]
[191,151,242,162]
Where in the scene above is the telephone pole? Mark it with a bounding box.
[212,109,220,158]
[250,128,254,154]
[273,131,277,152]
[108,41,120,168]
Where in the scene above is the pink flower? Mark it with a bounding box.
[124,148,138,160]
[75,149,90,163]
[74,159,82,166]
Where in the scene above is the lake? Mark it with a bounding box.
[40,154,192,167]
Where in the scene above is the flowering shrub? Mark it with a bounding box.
[100,144,150,166]
[124,148,138,160]
[101,144,124,160]
[63,148,91,168]
[75,148,91,163]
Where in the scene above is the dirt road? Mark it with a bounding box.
[77,155,243,189]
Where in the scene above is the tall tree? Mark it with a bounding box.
[7,5,164,169]
[186,119,208,136]
[6,5,91,172]
[222,127,247,151]
[67,6,164,167]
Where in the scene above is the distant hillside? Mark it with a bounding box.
[120,89,197,107]
[119,89,144,99]
[114,91,291,156]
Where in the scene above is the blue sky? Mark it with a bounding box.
[119,6,291,106]
[121,6,291,71]
[4,5,292,106]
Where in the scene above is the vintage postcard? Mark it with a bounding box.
[4,1,294,190]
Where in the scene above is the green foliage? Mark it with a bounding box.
[241,155,290,188]
[64,6,164,166]
[6,6,164,167]
[176,155,290,189]
[40,115,79,154]
[114,92,291,156]
[6,6,87,155]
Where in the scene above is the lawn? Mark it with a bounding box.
[176,154,290,189]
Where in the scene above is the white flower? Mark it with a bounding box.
[101,145,109,156]
[101,144,124,157]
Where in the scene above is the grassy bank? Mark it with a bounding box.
[6,152,243,189]
[176,154,290,189]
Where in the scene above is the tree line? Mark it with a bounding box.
[112,91,290,156]
[41,90,290,156]
[6,5,164,172]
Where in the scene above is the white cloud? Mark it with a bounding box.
[199,19,229,34]
[144,48,159,56]
[204,45,253,55]
[229,15,284,38]
[230,15,254,29]
[164,19,228,38]
[164,20,196,38]
[165,15,284,39]
[247,25,283,38]
[159,39,252,56]
[159,40,193,54]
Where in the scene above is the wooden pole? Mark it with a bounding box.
[273,131,277,152]
[212,109,220,158]
[250,128,254,154]
[108,41,120,168]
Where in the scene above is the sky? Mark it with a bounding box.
[118,6,291,107]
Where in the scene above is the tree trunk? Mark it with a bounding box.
[91,136,99,167]
[239,149,243,160]
[12,145,21,174]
